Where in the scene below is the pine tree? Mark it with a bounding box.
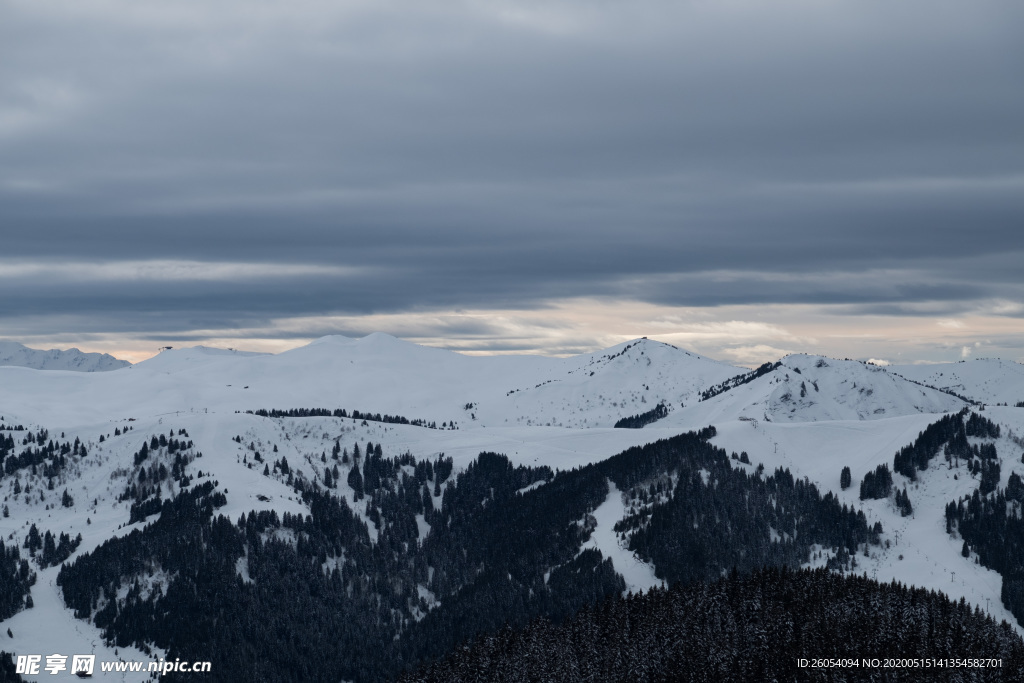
[840,466,852,490]
[348,466,364,500]
[135,441,149,466]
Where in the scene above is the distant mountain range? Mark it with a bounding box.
[0,341,130,372]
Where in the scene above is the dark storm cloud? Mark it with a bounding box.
[1,0,1022,340]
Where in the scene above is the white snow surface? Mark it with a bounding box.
[888,358,1024,406]
[0,342,130,372]
[580,481,662,594]
[2,334,1024,672]
[0,335,742,430]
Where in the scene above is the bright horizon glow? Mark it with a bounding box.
[9,299,1023,368]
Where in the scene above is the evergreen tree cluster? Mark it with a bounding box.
[248,407,442,428]
[616,453,878,585]
[402,567,1024,683]
[23,523,81,568]
[893,409,999,480]
[613,403,668,429]
[966,412,1003,438]
[403,452,610,665]
[133,432,194,466]
[121,433,202,516]
[699,361,781,402]
[894,487,913,517]
[0,540,34,621]
[58,481,229,621]
[946,475,1024,627]
[859,463,893,500]
[1,430,86,477]
[978,457,1002,496]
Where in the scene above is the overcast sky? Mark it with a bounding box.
[2,0,1022,365]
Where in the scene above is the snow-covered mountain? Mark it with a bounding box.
[0,334,743,430]
[0,341,130,372]
[668,354,967,426]
[3,334,1024,680]
[887,358,1024,406]
[0,335,967,431]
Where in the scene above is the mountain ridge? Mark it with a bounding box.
[0,341,130,372]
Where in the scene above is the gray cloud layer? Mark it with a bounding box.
[1,0,1022,343]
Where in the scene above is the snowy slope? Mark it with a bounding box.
[887,359,1024,406]
[0,342,130,372]
[0,335,742,430]
[693,408,1024,635]
[667,354,966,427]
[484,338,743,428]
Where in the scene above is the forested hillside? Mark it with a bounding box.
[403,567,1024,682]
[55,430,877,681]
